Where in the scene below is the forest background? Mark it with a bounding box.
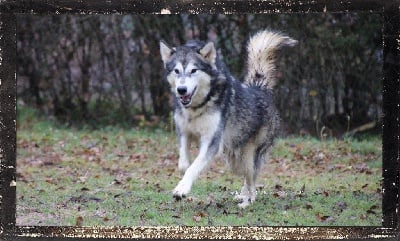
[17,14,383,136]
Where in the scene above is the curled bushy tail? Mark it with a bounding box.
[245,30,297,89]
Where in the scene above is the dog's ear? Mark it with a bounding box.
[199,42,216,65]
[160,40,175,64]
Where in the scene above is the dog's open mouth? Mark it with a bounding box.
[179,87,197,107]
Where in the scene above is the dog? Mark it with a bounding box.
[160,30,297,208]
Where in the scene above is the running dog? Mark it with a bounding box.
[160,30,297,208]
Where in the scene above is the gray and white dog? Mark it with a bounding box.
[160,30,297,208]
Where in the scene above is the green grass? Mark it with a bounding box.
[16,106,382,226]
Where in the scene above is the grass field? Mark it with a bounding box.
[16,107,382,226]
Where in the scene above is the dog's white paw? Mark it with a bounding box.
[237,195,255,208]
[235,189,256,208]
[238,199,251,209]
[172,181,191,200]
[234,193,247,202]
[234,186,249,202]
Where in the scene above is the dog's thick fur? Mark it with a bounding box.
[160,30,297,208]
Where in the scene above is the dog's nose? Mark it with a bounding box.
[177,86,187,95]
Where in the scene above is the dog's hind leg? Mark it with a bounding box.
[235,145,257,208]
[236,142,272,208]
[238,174,256,209]
[234,180,254,205]
[234,179,249,201]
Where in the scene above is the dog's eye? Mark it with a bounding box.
[174,69,180,74]
[191,69,198,74]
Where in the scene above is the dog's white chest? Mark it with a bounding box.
[175,108,221,138]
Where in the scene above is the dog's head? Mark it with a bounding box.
[160,40,217,108]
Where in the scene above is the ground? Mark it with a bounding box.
[16,108,382,226]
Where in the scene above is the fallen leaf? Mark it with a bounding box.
[193,215,202,222]
[172,211,181,218]
[95,209,106,218]
[296,184,306,197]
[207,195,215,205]
[45,177,57,185]
[114,150,125,157]
[354,163,371,173]
[216,203,224,208]
[89,197,102,202]
[327,164,348,172]
[273,190,287,199]
[69,195,84,203]
[112,179,123,185]
[75,216,83,226]
[325,216,335,222]
[305,204,313,210]
[78,175,88,183]
[335,201,347,211]
[366,205,379,215]
[256,184,264,191]
[316,212,333,222]
[300,184,305,194]
[369,205,379,210]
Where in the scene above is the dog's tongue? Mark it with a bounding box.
[181,94,191,102]
[180,94,192,106]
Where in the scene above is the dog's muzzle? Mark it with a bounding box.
[177,86,197,107]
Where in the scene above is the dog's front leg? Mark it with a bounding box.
[178,134,190,174]
[173,135,220,199]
